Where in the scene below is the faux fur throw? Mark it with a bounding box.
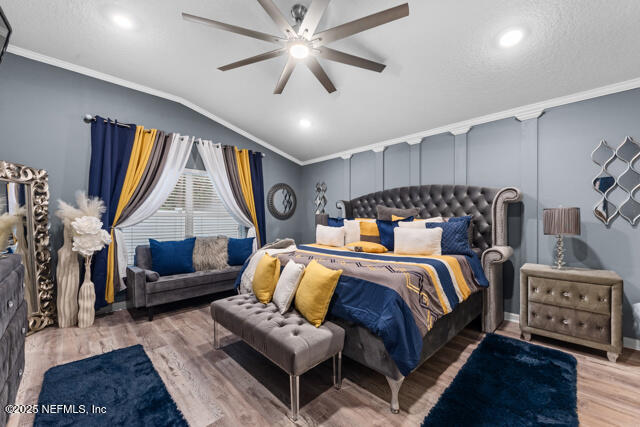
[193,236,229,271]
[238,238,297,294]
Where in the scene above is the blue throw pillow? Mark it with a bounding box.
[447,215,473,224]
[228,237,255,266]
[149,237,196,276]
[376,216,414,251]
[425,220,474,257]
[327,217,345,227]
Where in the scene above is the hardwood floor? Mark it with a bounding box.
[8,299,640,427]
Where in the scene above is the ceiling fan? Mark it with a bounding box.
[182,1,409,94]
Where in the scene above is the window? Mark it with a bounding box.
[122,169,242,265]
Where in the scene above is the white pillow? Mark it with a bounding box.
[316,224,345,247]
[394,227,443,256]
[398,217,444,228]
[272,261,305,314]
[343,219,360,245]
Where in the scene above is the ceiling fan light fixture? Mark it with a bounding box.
[289,43,310,59]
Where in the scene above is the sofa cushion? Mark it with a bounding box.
[149,238,196,276]
[145,266,242,294]
[211,294,344,375]
[193,236,229,271]
[228,237,254,266]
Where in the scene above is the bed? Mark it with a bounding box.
[307,184,522,413]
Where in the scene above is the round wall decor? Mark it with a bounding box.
[267,183,297,220]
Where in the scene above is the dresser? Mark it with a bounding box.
[520,263,623,362]
[0,254,27,425]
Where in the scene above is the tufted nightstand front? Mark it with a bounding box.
[520,263,623,362]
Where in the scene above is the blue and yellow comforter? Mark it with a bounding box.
[276,244,488,376]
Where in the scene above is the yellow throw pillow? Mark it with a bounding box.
[344,241,388,253]
[391,214,406,221]
[358,220,381,244]
[295,260,342,327]
[252,254,281,303]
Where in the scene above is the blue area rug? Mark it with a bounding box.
[422,334,578,426]
[35,345,187,426]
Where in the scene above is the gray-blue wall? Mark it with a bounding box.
[2,53,639,340]
[0,53,303,266]
[301,88,640,341]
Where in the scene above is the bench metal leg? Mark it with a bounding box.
[386,376,405,414]
[289,374,299,421]
[213,318,220,349]
[332,352,342,390]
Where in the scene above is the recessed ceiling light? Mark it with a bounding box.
[499,29,524,48]
[112,14,134,30]
[299,119,311,128]
[289,43,310,59]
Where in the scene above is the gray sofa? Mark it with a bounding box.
[127,245,242,320]
[1,254,27,426]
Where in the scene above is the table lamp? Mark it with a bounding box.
[543,207,581,269]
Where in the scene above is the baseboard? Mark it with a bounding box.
[503,312,640,351]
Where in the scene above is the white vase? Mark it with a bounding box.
[56,223,80,327]
[77,256,96,328]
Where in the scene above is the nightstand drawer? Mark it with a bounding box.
[528,276,611,315]
[528,302,611,344]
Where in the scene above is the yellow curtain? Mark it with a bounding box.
[235,148,261,246]
[105,126,157,303]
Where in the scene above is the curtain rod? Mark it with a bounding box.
[83,114,265,157]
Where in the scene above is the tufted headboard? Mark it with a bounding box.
[334,185,519,252]
[316,184,522,333]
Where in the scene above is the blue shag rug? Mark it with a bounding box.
[422,334,578,426]
[35,345,187,426]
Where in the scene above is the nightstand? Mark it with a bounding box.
[520,263,623,362]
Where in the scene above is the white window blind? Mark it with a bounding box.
[122,169,241,265]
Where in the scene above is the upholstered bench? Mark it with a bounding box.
[211,293,345,421]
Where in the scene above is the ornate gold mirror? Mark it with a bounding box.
[0,161,55,332]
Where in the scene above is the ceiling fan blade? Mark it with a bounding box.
[274,56,297,94]
[256,0,296,38]
[182,12,283,44]
[316,47,385,72]
[298,0,331,38]
[219,48,287,71]
[313,3,409,45]
[306,57,336,93]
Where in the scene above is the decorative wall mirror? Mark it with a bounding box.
[0,161,55,332]
[267,183,297,220]
[592,137,640,225]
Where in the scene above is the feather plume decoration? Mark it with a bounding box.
[57,191,106,224]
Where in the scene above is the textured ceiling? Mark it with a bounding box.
[3,0,640,162]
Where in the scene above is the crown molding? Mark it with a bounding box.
[300,76,640,165]
[372,146,386,153]
[406,137,424,145]
[6,45,304,166]
[340,153,352,160]
[515,109,545,121]
[10,45,640,168]
[450,126,471,136]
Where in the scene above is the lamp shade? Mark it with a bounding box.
[543,207,581,235]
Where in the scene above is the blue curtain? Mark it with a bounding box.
[88,116,136,308]
[249,151,266,247]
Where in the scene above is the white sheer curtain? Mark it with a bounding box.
[196,139,257,248]
[114,134,194,288]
